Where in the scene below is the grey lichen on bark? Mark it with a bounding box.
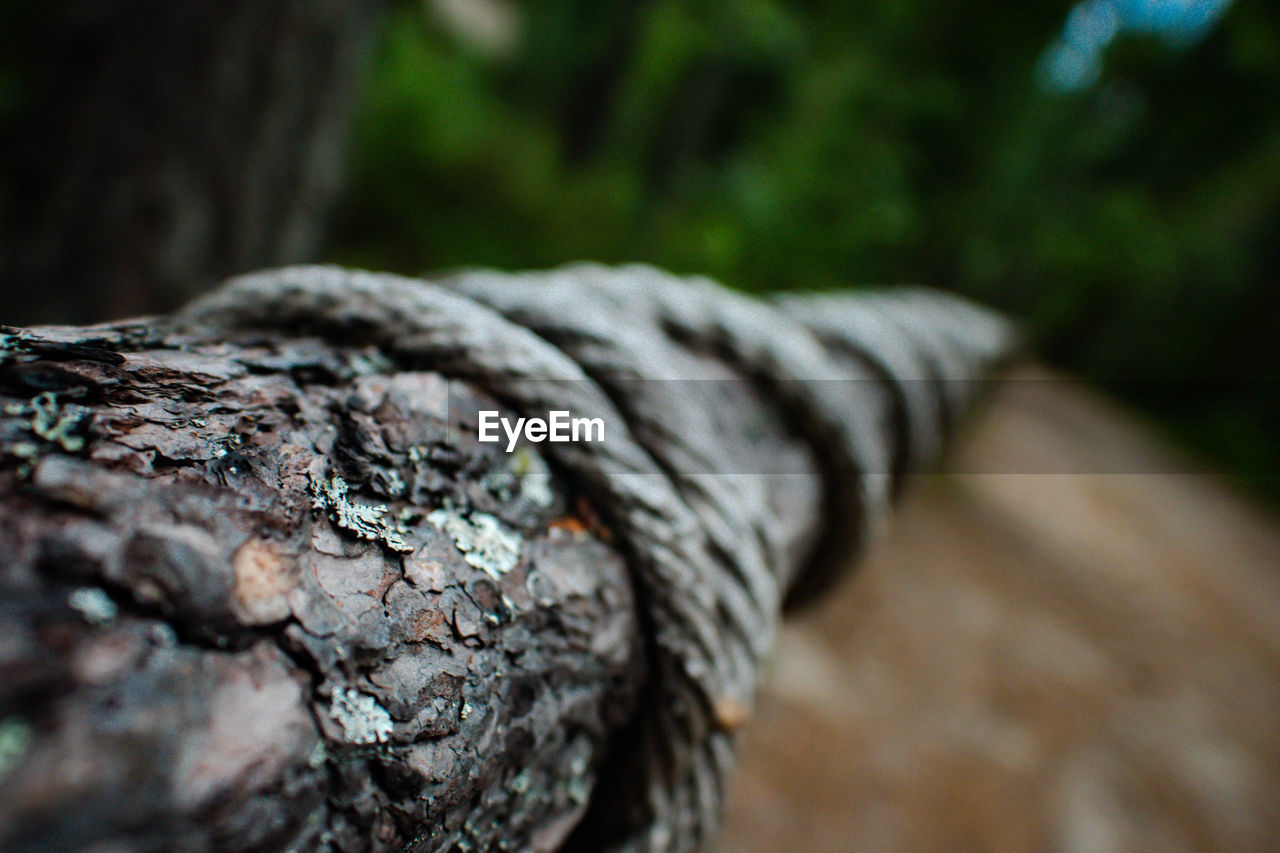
[0,317,644,852]
[0,263,1014,852]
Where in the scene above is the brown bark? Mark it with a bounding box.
[0,288,840,851]
[0,263,1013,851]
[0,319,646,852]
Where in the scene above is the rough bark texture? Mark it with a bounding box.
[2,0,386,325]
[0,319,645,851]
[0,264,1014,851]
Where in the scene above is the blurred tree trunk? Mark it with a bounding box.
[2,0,386,325]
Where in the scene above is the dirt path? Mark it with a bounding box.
[716,365,1280,853]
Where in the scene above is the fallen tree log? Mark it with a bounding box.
[0,263,1014,852]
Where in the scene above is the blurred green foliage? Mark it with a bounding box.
[332,0,1280,494]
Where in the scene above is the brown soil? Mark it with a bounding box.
[716,365,1280,853]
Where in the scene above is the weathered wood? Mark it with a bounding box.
[0,320,648,852]
[0,264,1014,851]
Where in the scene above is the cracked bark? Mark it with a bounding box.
[0,323,646,852]
[0,308,828,852]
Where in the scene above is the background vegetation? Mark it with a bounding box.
[329,0,1280,496]
[0,1,1274,494]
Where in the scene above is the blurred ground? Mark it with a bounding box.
[716,365,1280,853]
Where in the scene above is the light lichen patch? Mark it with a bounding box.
[23,391,87,452]
[309,472,413,553]
[0,328,35,360]
[3,391,90,475]
[67,587,118,627]
[0,718,31,777]
[427,506,522,579]
[327,687,394,745]
[511,447,553,507]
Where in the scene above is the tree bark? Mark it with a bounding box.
[0,317,651,852]
[2,0,386,325]
[0,296,833,851]
[0,264,1013,851]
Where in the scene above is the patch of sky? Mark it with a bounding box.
[1039,0,1235,91]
